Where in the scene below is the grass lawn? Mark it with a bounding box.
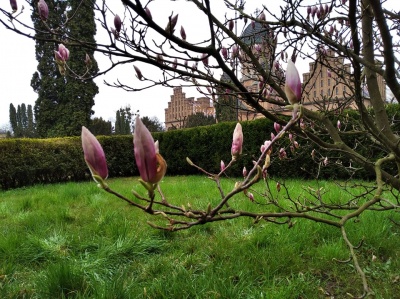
[0,176,399,298]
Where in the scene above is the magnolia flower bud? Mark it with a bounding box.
[274,122,281,133]
[114,14,122,33]
[134,65,143,80]
[285,60,302,104]
[220,160,225,172]
[270,132,275,140]
[248,192,254,202]
[337,120,341,131]
[81,126,108,182]
[55,44,69,62]
[231,45,239,59]
[165,14,178,34]
[134,116,167,184]
[10,0,17,13]
[38,0,49,21]
[279,148,287,160]
[221,47,228,60]
[323,157,328,166]
[85,53,91,66]
[260,140,272,155]
[228,19,234,31]
[172,58,178,69]
[231,123,243,160]
[242,166,247,177]
[145,7,152,19]
[180,26,186,40]
[258,12,266,21]
[201,53,208,67]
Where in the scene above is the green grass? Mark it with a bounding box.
[0,176,399,298]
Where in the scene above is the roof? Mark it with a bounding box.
[240,22,271,46]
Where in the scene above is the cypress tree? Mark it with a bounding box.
[31,0,98,137]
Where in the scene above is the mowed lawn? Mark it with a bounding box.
[0,176,399,298]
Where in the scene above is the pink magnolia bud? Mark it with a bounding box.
[285,60,302,104]
[145,7,152,19]
[323,157,328,166]
[300,118,306,129]
[201,53,209,67]
[38,0,49,21]
[172,58,178,69]
[261,140,272,155]
[274,122,281,133]
[248,192,254,202]
[81,126,108,182]
[289,133,293,142]
[220,160,225,172]
[279,148,287,160]
[276,182,281,192]
[294,141,299,149]
[10,0,17,12]
[84,53,91,66]
[231,123,243,160]
[243,166,247,177]
[258,12,266,21]
[180,26,186,40]
[134,116,167,184]
[54,44,70,62]
[307,6,311,16]
[290,145,295,153]
[165,14,179,34]
[114,14,122,33]
[337,120,341,130]
[231,45,239,59]
[228,19,234,31]
[311,149,316,159]
[221,47,228,60]
[271,132,275,140]
[134,65,143,80]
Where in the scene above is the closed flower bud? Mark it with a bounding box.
[145,7,152,19]
[337,120,341,130]
[180,26,186,40]
[285,60,302,104]
[231,123,243,160]
[279,148,287,160]
[201,53,209,67]
[242,166,247,177]
[134,65,143,80]
[228,19,234,31]
[323,157,328,166]
[260,140,272,155]
[84,53,91,66]
[10,0,17,12]
[274,122,281,133]
[114,14,122,33]
[248,192,254,202]
[38,0,49,21]
[231,45,239,59]
[81,126,108,182]
[221,47,228,60]
[134,116,167,184]
[165,14,178,34]
[276,182,281,192]
[220,160,225,172]
[55,44,69,62]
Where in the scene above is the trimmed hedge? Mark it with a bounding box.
[1,104,398,190]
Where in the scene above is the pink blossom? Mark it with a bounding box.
[81,126,108,181]
[285,60,302,104]
[221,47,228,60]
[10,0,17,12]
[231,123,243,160]
[38,0,48,21]
[220,160,225,172]
[180,26,186,40]
[55,44,70,62]
[114,14,122,33]
[274,122,281,133]
[134,65,143,80]
[243,166,247,177]
[134,116,166,184]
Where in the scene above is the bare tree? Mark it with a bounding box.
[3,0,400,296]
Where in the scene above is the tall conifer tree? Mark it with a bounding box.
[31,0,98,137]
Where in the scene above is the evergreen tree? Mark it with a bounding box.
[184,112,216,128]
[31,0,98,137]
[89,117,112,135]
[9,104,19,137]
[27,105,35,137]
[140,116,164,132]
[114,107,135,135]
[9,103,36,137]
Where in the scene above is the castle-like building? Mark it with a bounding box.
[164,87,215,130]
[164,22,386,128]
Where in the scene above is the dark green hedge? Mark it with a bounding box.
[1,104,398,190]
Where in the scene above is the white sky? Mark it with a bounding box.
[1,0,399,130]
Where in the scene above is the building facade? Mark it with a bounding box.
[164,87,215,130]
